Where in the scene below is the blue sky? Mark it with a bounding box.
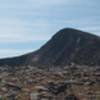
[0,0,100,58]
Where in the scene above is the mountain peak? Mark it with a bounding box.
[59,28,79,32]
[57,28,85,34]
[55,28,96,37]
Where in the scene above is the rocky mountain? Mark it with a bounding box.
[0,28,100,67]
[0,28,100,100]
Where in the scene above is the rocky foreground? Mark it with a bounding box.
[0,64,100,100]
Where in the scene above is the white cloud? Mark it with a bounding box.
[0,16,100,43]
[0,33,50,43]
[82,26,100,31]
[26,0,66,6]
[0,17,51,43]
[0,49,34,58]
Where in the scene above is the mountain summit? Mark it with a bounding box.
[0,28,100,67]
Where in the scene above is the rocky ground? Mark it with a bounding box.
[0,64,100,100]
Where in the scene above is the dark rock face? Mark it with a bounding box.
[29,28,100,66]
[0,55,27,66]
[65,95,78,100]
[47,82,67,95]
[0,28,100,67]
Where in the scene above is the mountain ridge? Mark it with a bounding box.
[0,28,100,67]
